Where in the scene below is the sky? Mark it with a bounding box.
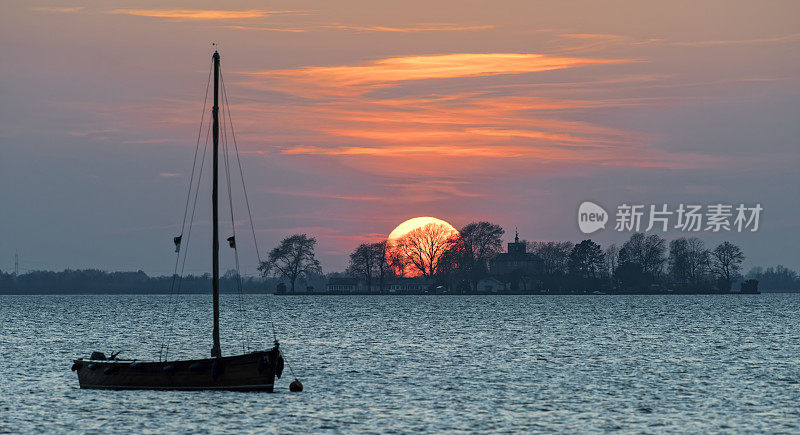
[1,0,799,276]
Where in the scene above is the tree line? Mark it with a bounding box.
[333,222,773,293]
[0,269,278,295]
[3,226,798,294]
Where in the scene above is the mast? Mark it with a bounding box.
[211,50,222,358]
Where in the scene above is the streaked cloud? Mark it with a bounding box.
[670,33,800,46]
[225,25,308,33]
[322,23,494,33]
[249,53,631,96]
[561,33,622,40]
[108,9,300,21]
[223,50,711,178]
[550,33,638,54]
[279,144,711,169]
[32,6,85,13]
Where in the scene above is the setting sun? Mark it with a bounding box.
[387,216,458,240]
[386,217,460,278]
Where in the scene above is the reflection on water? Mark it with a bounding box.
[1,294,799,432]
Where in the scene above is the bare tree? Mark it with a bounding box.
[386,243,408,278]
[392,223,459,278]
[459,221,504,290]
[711,241,745,290]
[372,240,391,293]
[435,237,467,291]
[685,237,711,285]
[346,243,376,290]
[604,243,620,278]
[528,241,573,276]
[346,241,391,292]
[258,234,322,293]
[619,233,667,276]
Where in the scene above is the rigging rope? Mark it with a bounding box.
[220,65,300,385]
[159,59,212,361]
[163,118,211,361]
[219,76,251,353]
[219,67,279,346]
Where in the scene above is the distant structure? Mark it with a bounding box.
[489,229,542,276]
[14,251,19,276]
[326,277,359,293]
[325,276,433,294]
[477,229,544,292]
[324,228,547,294]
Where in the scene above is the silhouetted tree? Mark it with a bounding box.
[527,241,572,291]
[528,241,572,276]
[669,237,710,288]
[0,269,272,294]
[346,241,391,292]
[373,240,391,293]
[435,237,467,292]
[619,233,667,276]
[569,240,605,279]
[458,221,505,291]
[386,243,408,278]
[615,233,666,290]
[258,234,322,293]
[711,241,744,291]
[392,223,459,278]
[746,265,800,292]
[347,243,377,290]
[614,262,648,291]
[604,243,619,278]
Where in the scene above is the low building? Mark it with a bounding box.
[326,277,360,293]
[387,277,433,293]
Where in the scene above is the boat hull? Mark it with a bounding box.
[73,348,281,392]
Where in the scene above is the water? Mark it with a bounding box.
[1,294,799,433]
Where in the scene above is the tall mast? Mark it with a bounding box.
[211,50,222,358]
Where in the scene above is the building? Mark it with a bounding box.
[489,230,543,276]
[387,277,433,293]
[326,277,361,293]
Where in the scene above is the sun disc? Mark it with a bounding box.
[387,216,458,240]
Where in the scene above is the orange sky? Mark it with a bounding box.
[1,1,799,274]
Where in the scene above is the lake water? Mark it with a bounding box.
[1,294,799,433]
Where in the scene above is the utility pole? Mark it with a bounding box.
[14,251,19,276]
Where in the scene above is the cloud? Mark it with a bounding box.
[225,25,308,33]
[561,33,622,40]
[218,49,704,178]
[548,33,640,54]
[670,33,800,47]
[225,22,493,34]
[108,9,301,21]
[321,23,494,33]
[246,53,631,96]
[32,6,85,13]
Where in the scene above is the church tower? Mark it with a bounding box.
[507,227,526,255]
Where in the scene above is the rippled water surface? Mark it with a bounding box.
[2,294,800,433]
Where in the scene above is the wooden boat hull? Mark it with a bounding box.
[72,347,281,392]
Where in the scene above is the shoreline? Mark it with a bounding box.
[0,290,771,296]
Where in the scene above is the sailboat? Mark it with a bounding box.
[71,50,301,392]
